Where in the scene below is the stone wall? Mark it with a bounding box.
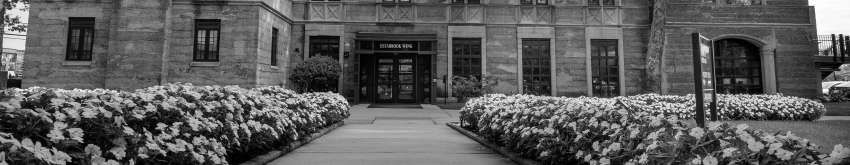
[256,9,293,87]
[23,0,114,89]
[164,4,261,87]
[104,0,170,90]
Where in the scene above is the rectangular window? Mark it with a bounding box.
[194,19,221,62]
[588,0,616,6]
[522,39,551,96]
[452,38,482,78]
[452,0,480,4]
[590,39,619,97]
[66,17,95,61]
[382,0,410,3]
[309,36,340,60]
[271,28,279,66]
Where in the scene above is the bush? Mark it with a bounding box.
[0,83,349,165]
[289,56,341,93]
[620,94,825,121]
[460,94,849,165]
[452,76,497,102]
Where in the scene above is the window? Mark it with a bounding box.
[588,0,616,6]
[522,39,551,96]
[591,39,619,97]
[521,0,547,5]
[452,0,480,4]
[382,0,410,3]
[271,28,279,66]
[66,17,95,61]
[194,19,221,62]
[714,39,763,94]
[309,36,340,60]
[704,0,763,5]
[452,38,482,78]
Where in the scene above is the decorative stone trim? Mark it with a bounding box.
[190,61,221,67]
[62,61,93,66]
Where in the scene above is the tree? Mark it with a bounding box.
[2,0,29,33]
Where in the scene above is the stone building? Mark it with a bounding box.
[2,48,25,76]
[24,0,819,103]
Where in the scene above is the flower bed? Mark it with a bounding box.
[621,94,825,121]
[0,84,350,165]
[460,94,849,165]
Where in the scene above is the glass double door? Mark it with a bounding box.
[375,53,417,103]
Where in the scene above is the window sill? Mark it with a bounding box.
[271,66,281,70]
[63,61,92,66]
[191,62,220,67]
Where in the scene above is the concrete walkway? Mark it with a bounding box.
[267,105,515,165]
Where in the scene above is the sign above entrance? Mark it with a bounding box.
[374,41,419,51]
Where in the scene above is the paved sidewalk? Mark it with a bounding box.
[267,105,514,165]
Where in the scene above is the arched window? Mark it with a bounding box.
[714,38,763,94]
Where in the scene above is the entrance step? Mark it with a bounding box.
[372,117,436,125]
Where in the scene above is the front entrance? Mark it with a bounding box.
[355,33,436,104]
[375,53,417,103]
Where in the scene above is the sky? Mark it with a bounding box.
[2,1,850,50]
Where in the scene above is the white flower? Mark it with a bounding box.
[85,144,102,156]
[721,147,737,158]
[702,155,718,165]
[109,146,126,160]
[67,128,85,143]
[689,127,705,138]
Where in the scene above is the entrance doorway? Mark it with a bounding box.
[355,33,436,104]
[376,53,417,103]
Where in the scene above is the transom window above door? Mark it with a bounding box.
[587,0,616,6]
[520,0,548,5]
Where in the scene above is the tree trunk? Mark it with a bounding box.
[645,0,667,94]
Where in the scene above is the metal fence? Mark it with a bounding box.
[817,34,849,62]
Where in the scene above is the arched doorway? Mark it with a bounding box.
[714,38,764,94]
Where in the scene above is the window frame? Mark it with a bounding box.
[521,38,552,96]
[193,19,222,62]
[587,0,617,6]
[309,36,341,60]
[451,38,482,79]
[271,27,279,66]
[66,17,96,61]
[590,39,620,97]
[521,0,548,5]
[452,0,480,4]
[714,39,764,94]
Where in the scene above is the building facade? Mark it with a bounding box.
[2,48,25,77]
[24,0,819,103]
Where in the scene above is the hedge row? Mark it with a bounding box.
[0,84,350,165]
[460,94,849,165]
[621,94,825,121]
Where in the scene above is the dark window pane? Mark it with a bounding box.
[522,39,551,96]
[452,38,482,78]
[194,19,221,62]
[271,28,279,66]
[521,0,533,5]
[714,39,763,94]
[591,39,619,97]
[66,17,95,61]
[310,36,340,60]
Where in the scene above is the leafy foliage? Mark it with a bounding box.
[451,75,496,102]
[460,94,848,165]
[0,84,349,165]
[289,56,341,93]
[3,0,29,32]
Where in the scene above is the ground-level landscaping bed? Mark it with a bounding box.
[0,84,350,165]
[455,94,850,165]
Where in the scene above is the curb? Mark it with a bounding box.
[446,122,541,165]
[240,121,345,165]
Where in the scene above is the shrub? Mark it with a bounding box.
[460,94,849,165]
[0,83,349,165]
[621,94,825,121]
[452,75,497,102]
[289,56,341,93]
